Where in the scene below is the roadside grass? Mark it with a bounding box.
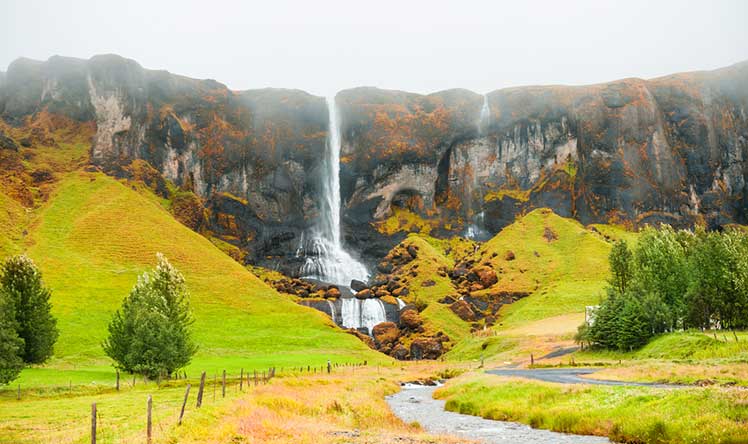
[436,373,748,444]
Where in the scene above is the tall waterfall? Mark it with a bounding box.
[297,96,369,287]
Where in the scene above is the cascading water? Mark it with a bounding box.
[296,96,384,333]
[465,95,491,240]
[478,94,490,135]
[297,96,369,287]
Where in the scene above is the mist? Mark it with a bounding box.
[1,0,747,96]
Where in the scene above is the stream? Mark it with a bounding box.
[386,384,610,444]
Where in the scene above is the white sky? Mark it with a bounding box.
[1,0,747,96]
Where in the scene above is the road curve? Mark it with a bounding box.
[487,368,678,388]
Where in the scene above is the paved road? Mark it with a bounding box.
[487,368,678,388]
[386,384,610,444]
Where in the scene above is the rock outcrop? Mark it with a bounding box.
[2,54,747,272]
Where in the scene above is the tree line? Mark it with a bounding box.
[577,226,748,351]
[0,253,196,385]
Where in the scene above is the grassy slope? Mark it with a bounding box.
[15,171,379,386]
[0,189,25,257]
[476,208,613,329]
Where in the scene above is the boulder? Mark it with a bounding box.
[350,279,368,292]
[399,308,423,331]
[0,132,18,151]
[450,300,477,321]
[372,322,400,346]
[407,244,419,258]
[544,227,558,242]
[472,266,498,288]
[392,286,409,297]
[325,287,341,299]
[377,261,394,274]
[410,338,443,360]
[438,295,457,305]
[421,279,436,287]
[391,344,409,360]
[354,288,374,299]
[504,250,516,261]
[375,288,390,298]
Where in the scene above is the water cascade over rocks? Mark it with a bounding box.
[464,95,491,240]
[297,96,381,333]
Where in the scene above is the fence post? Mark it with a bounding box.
[240,368,244,391]
[91,402,97,444]
[254,370,258,387]
[178,384,191,425]
[196,371,206,408]
[222,370,226,398]
[530,354,534,366]
[213,374,217,401]
[16,384,20,400]
[147,395,152,444]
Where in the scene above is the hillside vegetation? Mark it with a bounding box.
[8,171,378,386]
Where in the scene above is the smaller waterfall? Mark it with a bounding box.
[396,298,406,310]
[478,94,490,134]
[340,297,386,334]
[465,211,490,240]
[326,300,337,324]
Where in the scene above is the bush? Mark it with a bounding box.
[0,296,23,385]
[103,253,197,378]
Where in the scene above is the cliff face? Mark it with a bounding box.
[1,54,746,271]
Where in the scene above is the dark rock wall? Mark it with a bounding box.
[1,55,746,269]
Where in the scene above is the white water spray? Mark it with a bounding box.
[297,96,369,287]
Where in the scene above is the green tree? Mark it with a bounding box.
[632,226,690,328]
[103,254,197,378]
[0,295,24,385]
[615,296,651,351]
[609,240,633,295]
[587,289,625,349]
[0,255,58,364]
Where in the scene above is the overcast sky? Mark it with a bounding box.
[1,0,747,96]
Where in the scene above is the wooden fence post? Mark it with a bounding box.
[178,384,191,425]
[254,370,258,387]
[91,402,97,444]
[196,371,206,408]
[530,354,534,366]
[240,368,244,391]
[116,370,120,391]
[213,374,217,401]
[222,370,226,398]
[147,395,152,443]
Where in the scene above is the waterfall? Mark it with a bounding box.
[339,297,386,334]
[326,300,337,324]
[478,94,490,135]
[397,298,406,310]
[297,96,369,287]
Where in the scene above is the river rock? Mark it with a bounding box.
[472,266,498,288]
[449,300,477,322]
[391,344,409,360]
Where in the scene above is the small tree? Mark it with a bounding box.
[615,296,651,351]
[0,295,23,385]
[103,254,197,378]
[0,255,58,364]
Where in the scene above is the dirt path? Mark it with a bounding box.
[386,384,610,444]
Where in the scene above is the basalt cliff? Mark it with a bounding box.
[1,55,746,274]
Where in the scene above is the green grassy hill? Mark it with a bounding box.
[474,208,616,331]
[9,171,378,386]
